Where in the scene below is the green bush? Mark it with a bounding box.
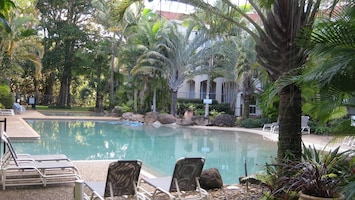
[210,104,233,115]
[237,118,269,128]
[332,119,355,135]
[0,84,14,108]
[177,99,233,117]
[307,120,329,135]
[308,118,355,135]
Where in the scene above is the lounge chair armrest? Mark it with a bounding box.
[137,185,152,199]
[153,187,175,200]
[91,191,104,200]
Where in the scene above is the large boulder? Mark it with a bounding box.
[176,118,194,126]
[157,114,177,124]
[199,168,223,190]
[144,112,159,123]
[212,114,236,127]
[191,116,209,126]
[122,112,144,122]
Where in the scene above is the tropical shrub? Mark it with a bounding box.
[308,118,355,135]
[259,144,355,199]
[0,84,14,108]
[331,119,355,136]
[236,117,269,128]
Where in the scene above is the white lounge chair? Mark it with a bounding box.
[2,132,69,162]
[301,116,311,134]
[263,118,279,133]
[262,122,278,132]
[267,116,311,134]
[0,109,14,116]
[1,134,80,190]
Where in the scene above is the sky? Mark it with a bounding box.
[144,0,196,14]
[144,0,248,14]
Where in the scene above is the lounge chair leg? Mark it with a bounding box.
[74,180,85,200]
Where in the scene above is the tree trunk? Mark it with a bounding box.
[43,73,54,105]
[171,90,178,116]
[277,83,302,161]
[110,53,115,108]
[134,89,138,113]
[57,72,71,108]
[152,88,156,112]
[96,94,104,112]
[66,75,71,107]
[57,77,68,107]
[95,60,104,112]
[243,94,251,118]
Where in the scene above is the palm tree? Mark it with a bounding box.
[92,0,143,108]
[134,22,209,116]
[125,9,167,113]
[301,0,355,122]
[0,1,43,101]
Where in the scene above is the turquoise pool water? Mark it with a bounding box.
[13,120,277,184]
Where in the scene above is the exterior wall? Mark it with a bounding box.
[178,75,263,117]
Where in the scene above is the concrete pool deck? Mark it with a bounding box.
[0,110,353,199]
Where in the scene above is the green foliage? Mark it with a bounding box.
[307,120,332,135]
[308,118,355,135]
[0,84,10,95]
[297,145,353,198]
[236,117,269,128]
[120,101,133,113]
[209,109,224,121]
[260,85,279,121]
[332,119,355,135]
[0,84,14,108]
[177,99,233,117]
[260,144,355,199]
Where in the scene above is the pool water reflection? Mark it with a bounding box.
[13,120,277,184]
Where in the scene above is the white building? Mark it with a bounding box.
[149,3,263,117]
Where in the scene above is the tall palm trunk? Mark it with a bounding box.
[171,90,178,116]
[278,84,302,161]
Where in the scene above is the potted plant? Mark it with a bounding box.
[275,144,354,200]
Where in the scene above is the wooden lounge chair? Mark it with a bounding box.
[1,134,80,190]
[141,157,208,200]
[83,160,148,200]
[1,132,69,162]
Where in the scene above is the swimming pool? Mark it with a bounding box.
[12,120,277,184]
